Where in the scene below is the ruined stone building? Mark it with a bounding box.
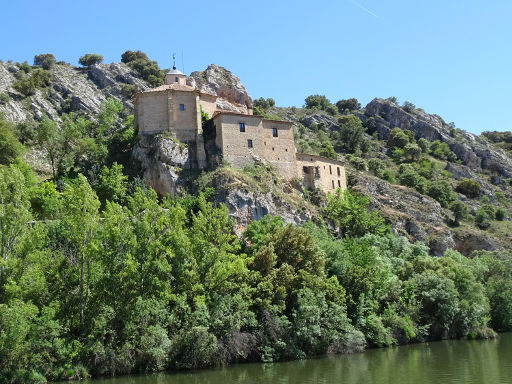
[134,66,346,194]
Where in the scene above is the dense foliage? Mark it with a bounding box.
[78,54,104,67]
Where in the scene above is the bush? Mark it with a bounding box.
[0,116,24,164]
[426,180,455,207]
[347,155,367,171]
[0,93,9,104]
[381,169,395,183]
[402,101,416,113]
[33,54,55,70]
[450,200,468,224]
[325,104,338,116]
[368,158,385,176]
[388,128,413,149]
[398,164,427,193]
[304,94,332,110]
[337,115,366,154]
[430,140,457,161]
[418,138,431,153]
[336,98,361,114]
[495,207,506,221]
[456,178,481,198]
[120,50,164,87]
[79,53,104,67]
[120,84,136,99]
[475,205,496,229]
[12,69,52,96]
[253,97,275,110]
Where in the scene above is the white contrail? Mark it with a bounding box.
[351,0,379,18]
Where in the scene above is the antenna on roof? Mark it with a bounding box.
[172,52,176,70]
[181,49,185,74]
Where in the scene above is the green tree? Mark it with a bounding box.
[304,95,331,110]
[336,98,361,114]
[319,141,337,159]
[456,178,481,198]
[79,53,104,67]
[402,101,416,113]
[388,128,412,149]
[33,53,56,70]
[96,162,128,205]
[337,115,366,154]
[37,118,62,180]
[0,166,32,294]
[326,189,390,238]
[450,200,468,224]
[0,117,24,165]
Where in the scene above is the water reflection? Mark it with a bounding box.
[85,333,512,384]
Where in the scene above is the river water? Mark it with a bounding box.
[84,333,512,384]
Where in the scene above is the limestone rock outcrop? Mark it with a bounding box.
[359,98,512,177]
[131,134,191,196]
[189,64,253,114]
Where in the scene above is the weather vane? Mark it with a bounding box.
[172,53,176,70]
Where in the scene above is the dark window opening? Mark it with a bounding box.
[338,180,341,187]
[329,165,332,174]
[337,167,341,176]
[332,180,335,189]
[239,122,245,132]
[285,148,288,152]
[272,147,275,151]
[272,128,278,137]
[175,77,178,83]
[248,139,253,148]
[179,104,185,111]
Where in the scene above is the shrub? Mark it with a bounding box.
[456,178,481,198]
[0,116,24,164]
[388,128,413,149]
[325,104,338,116]
[386,96,398,104]
[426,180,455,207]
[450,201,468,224]
[33,53,55,70]
[368,158,385,176]
[120,84,136,99]
[336,98,361,114]
[495,207,506,221]
[120,50,164,87]
[418,138,431,153]
[430,140,457,161]
[381,169,395,183]
[403,143,422,162]
[319,141,337,159]
[398,164,427,193]
[79,53,104,67]
[0,92,10,104]
[304,94,331,110]
[253,97,275,110]
[402,101,416,113]
[337,115,366,154]
[348,155,367,171]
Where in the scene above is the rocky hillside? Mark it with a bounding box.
[1,56,511,256]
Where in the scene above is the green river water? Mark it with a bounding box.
[83,333,512,384]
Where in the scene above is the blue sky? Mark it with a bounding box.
[1,0,511,134]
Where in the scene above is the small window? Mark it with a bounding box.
[272,128,278,137]
[175,77,179,83]
[332,180,335,189]
[338,180,341,187]
[272,147,275,151]
[285,148,288,152]
[179,104,185,111]
[337,167,341,176]
[239,122,245,132]
[329,165,332,175]
[248,139,253,148]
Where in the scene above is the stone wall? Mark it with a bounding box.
[296,153,347,194]
[172,90,199,142]
[135,91,168,134]
[213,113,264,169]
[261,120,296,180]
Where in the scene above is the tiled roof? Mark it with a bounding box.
[142,83,195,93]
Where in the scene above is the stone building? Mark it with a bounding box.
[134,66,346,194]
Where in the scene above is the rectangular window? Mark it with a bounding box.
[332,180,335,189]
[239,122,245,132]
[272,127,278,137]
[179,104,185,111]
[329,165,332,175]
[338,180,341,187]
[248,139,253,148]
[175,77,179,83]
[337,167,341,176]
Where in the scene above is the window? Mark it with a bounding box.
[179,104,185,111]
[332,180,335,189]
[285,148,288,152]
[272,147,275,151]
[338,180,341,187]
[337,167,341,176]
[248,139,253,148]
[239,122,245,132]
[175,77,178,83]
[329,165,332,175]
[272,127,278,137]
